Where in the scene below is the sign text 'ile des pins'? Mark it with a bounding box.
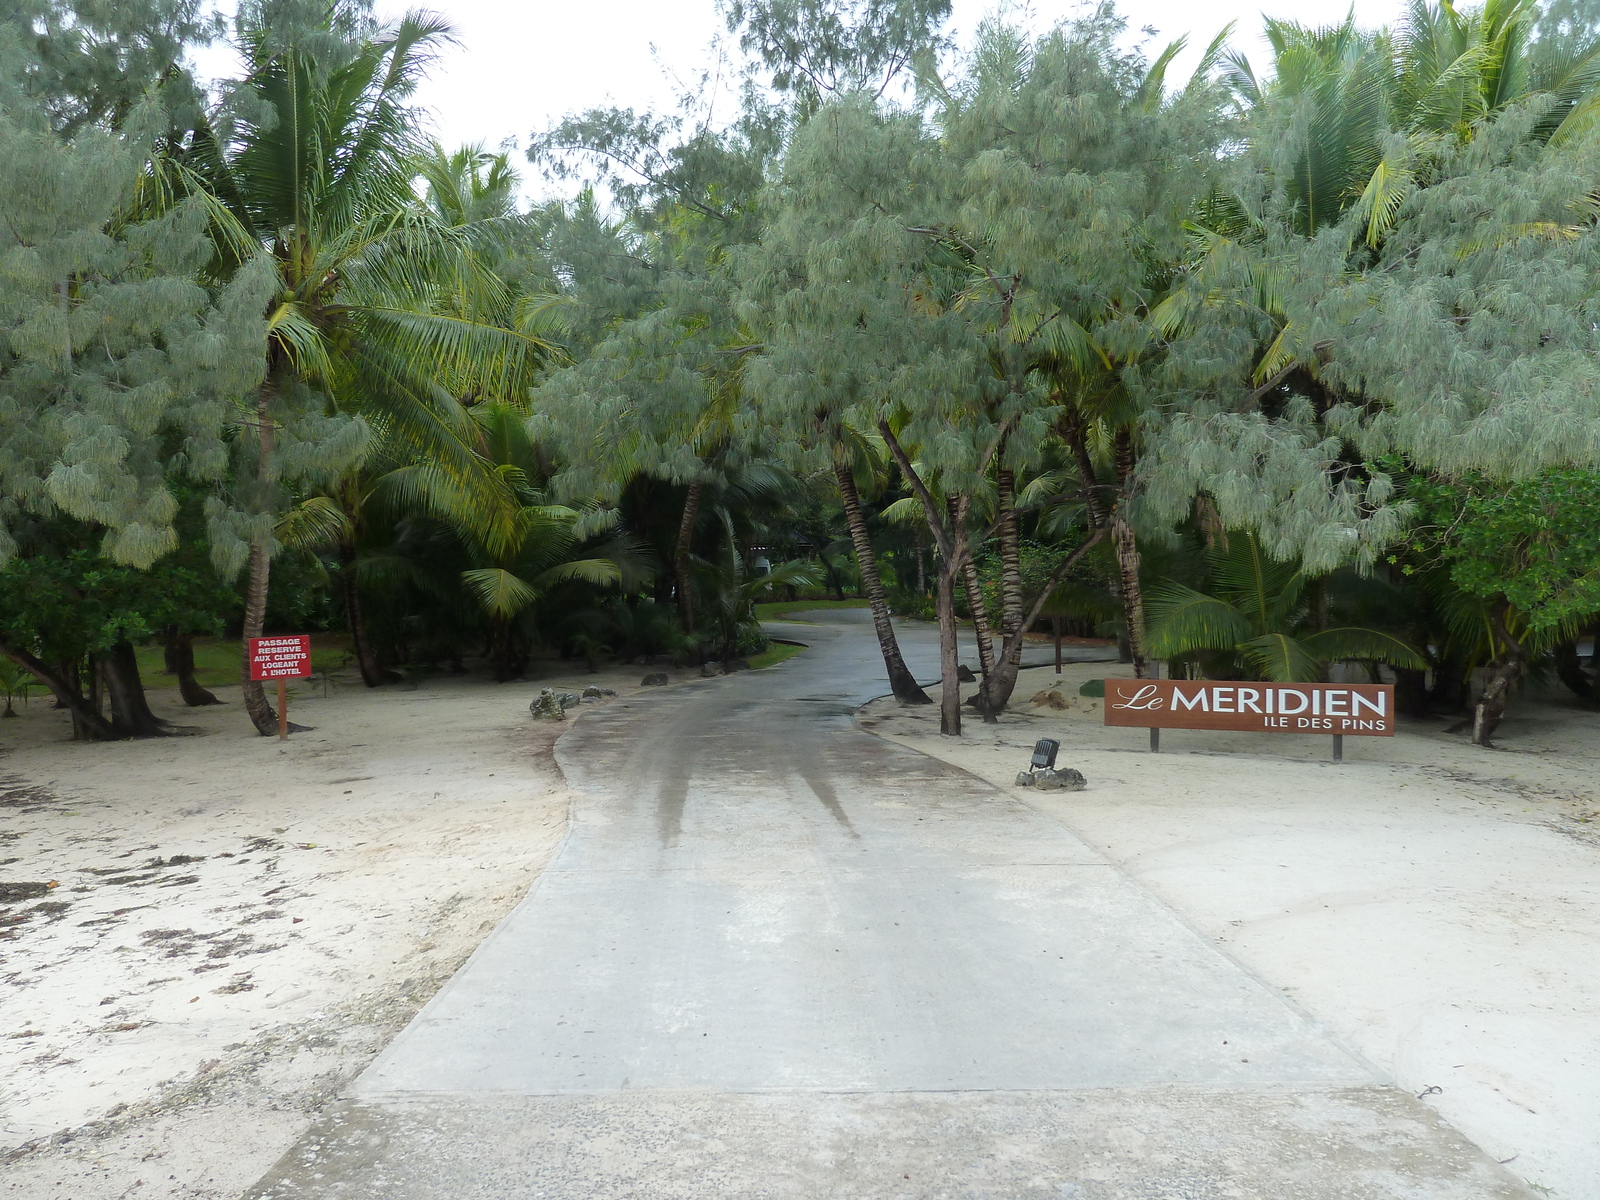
[1103,679,1395,736]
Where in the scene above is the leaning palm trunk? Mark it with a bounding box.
[833,461,930,704]
[241,382,279,735]
[949,497,996,686]
[674,481,702,640]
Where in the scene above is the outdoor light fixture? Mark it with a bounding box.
[1031,738,1060,770]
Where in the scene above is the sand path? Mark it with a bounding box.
[247,611,1531,1199]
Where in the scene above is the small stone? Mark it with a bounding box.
[581,686,615,699]
[641,673,669,687]
[957,664,977,683]
[1031,688,1069,709]
[1015,771,1037,788]
[701,662,723,678]
[555,691,582,710]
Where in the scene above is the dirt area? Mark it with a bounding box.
[0,661,697,1199]
[859,661,1600,1200]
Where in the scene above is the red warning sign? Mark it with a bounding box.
[248,635,312,681]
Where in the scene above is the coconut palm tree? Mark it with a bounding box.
[178,4,548,732]
[1147,532,1426,681]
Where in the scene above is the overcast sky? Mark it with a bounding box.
[202,0,1402,199]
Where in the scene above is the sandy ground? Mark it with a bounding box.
[859,661,1600,1200]
[0,660,697,1199]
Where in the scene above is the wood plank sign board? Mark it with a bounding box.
[247,635,312,742]
[1104,679,1395,736]
[247,635,312,681]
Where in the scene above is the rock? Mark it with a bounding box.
[641,673,669,687]
[701,662,723,678]
[581,685,616,699]
[1031,688,1070,709]
[1014,771,1037,788]
[957,664,977,683]
[556,691,582,709]
[529,689,566,721]
[1033,767,1087,792]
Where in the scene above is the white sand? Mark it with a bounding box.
[0,662,694,1198]
[860,662,1600,1200]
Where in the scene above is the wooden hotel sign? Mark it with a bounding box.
[1105,680,1394,738]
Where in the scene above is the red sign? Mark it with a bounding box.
[1104,679,1394,736]
[248,635,312,681]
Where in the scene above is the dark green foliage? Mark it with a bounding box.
[1403,470,1600,632]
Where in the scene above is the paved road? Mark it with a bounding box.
[249,613,1529,1199]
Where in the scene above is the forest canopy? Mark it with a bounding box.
[1,0,1597,746]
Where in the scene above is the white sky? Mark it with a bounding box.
[200,0,1403,200]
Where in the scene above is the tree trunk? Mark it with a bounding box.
[950,497,995,685]
[982,528,1109,713]
[489,618,522,682]
[88,654,103,723]
[833,461,930,704]
[674,481,702,640]
[1111,429,1148,679]
[1057,402,1107,528]
[340,544,400,687]
[979,468,1026,712]
[0,644,119,739]
[241,381,279,736]
[164,629,222,706]
[936,564,962,736]
[1472,602,1525,746]
[100,640,173,738]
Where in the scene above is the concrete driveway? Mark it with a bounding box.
[247,612,1530,1199]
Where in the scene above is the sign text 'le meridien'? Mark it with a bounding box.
[1103,679,1394,736]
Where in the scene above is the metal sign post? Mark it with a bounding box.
[248,636,313,740]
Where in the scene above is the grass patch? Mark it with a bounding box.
[755,597,870,622]
[134,636,352,690]
[748,642,807,670]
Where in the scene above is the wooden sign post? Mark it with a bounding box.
[1103,679,1395,761]
[248,635,313,741]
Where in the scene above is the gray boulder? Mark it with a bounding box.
[701,662,723,678]
[529,689,566,721]
[957,664,977,683]
[1032,767,1087,792]
[641,673,669,687]
[582,685,616,699]
[1014,771,1037,788]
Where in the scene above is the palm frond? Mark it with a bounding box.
[1238,632,1321,681]
[462,567,540,619]
[1300,626,1427,669]
[1145,581,1253,657]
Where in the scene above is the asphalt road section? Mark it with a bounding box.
[247,612,1531,1199]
